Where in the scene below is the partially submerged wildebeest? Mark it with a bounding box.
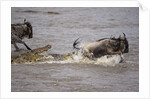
[73,33,129,59]
[11,19,33,50]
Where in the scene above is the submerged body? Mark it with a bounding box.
[11,45,52,63]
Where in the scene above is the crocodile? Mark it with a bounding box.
[11,45,52,64]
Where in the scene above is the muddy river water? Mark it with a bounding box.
[11,7,139,92]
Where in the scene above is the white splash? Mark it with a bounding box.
[95,55,122,66]
[71,50,122,66]
[39,50,122,66]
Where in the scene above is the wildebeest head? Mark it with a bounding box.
[118,33,129,53]
[108,33,129,54]
[23,20,33,39]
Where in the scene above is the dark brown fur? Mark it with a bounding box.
[11,19,33,50]
[73,33,129,59]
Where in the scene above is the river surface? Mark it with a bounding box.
[11,7,139,92]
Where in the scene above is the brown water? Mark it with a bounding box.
[11,7,139,92]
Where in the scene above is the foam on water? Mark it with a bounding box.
[95,55,122,66]
[39,50,122,67]
[71,50,122,66]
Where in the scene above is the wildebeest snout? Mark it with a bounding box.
[24,22,33,39]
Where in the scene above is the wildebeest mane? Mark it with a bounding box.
[96,38,109,42]
[96,37,118,42]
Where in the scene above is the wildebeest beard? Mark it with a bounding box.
[124,39,129,53]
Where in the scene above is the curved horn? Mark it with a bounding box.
[123,32,126,37]
[73,38,80,50]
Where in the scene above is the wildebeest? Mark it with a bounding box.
[11,19,33,50]
[73,33,129,59]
